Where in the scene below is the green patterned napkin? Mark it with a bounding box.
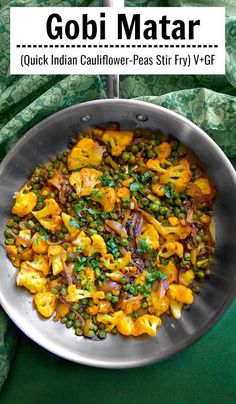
[0,0,236,391]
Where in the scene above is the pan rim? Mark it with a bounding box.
[0,98,235,368]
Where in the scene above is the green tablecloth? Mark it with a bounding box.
[0,0,236,402]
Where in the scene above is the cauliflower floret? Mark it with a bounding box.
[48,245,66,276]
[148,293,169,317]
[137,224,159,250]
[67,285,105,303]
[97,311,123,332]
[133,315,162,337]
[32,199,62,233]
[90,187,117,213]
[34,291,56,318]
[160,241,184,259]
[159,159,192,192]
[194,177,212,195]
[12,191,37,217]
[152,183,165,197]
[15,229,31,248]
[61,212,80,235]
[154,141,172,159]
[89,234,107,256]
[179,269,195,286]
[167,284,194,304]
[116,187,131,201]
[16,264,47,293]
[31,232,48,254]
[23,255,49,276]
[69,168,102,197]
[6,245,20,267]
[168,298,183,319]
[101,252,131,271]
[121,295,142,315]
[116,315,134,336]
[55,303,69,319]
[67,138,105,170]
[72,231,91,255]
[97,130,133,156]
[48,170,64,190]
[159,261,178,284]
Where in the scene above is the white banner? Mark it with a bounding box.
[10,7,225,75]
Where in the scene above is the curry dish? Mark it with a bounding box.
[5,127,215,339]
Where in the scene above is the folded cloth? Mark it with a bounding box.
[0,0,235,392]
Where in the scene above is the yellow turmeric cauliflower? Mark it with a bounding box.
[98,130,133,156]
[72,231,91,255]
[31,232,48,254]
[23,255,49,276]
[67,138,105,170]
[133,315,162,337]
[16,263,47,293]
[12,191,37,217]
[137,223,159,250]
[160,241,184,259]
[90,187,117,213]
[101,252,131,271]
[67,285,105,303]
[69,168,102,197]
[159,159,192,192]
[167,284,194,304]
[34,291,56,318]
[154,141,172,159]
[48,245,66,276]
[61,212,80,235]
[32,199,62,233]
[89,234,107,256]
[194,177,212,195]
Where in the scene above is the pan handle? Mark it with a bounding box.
[101,0,125,98]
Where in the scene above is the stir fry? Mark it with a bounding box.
[5,127,215,340]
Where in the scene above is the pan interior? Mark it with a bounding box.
[0,99,236,368]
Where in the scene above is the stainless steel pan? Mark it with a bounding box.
[0,0,235,368]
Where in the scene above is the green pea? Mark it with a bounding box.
[159,207,168,215]
[87,229,97,235]
[7,219,16,228]
[75,328,83,336]
[128,154,136,164]
[68,312,76,320]
[98,323,105,330]
[73,320,81,329]
[81,298,88,305]
[111,296,119,304]
[150,203,160,212]
[184,252,191,260]
[5,229,13,238]
[95,268,101,277]
[26,220,35,229]
[131,145,139,154]
[86,330,95,338]
[111,327,118,335]
[147,150,155,158]
[72,303,79,310]
[61,316,68,324]
[61,287,67,297]
[33,184,40,190]
[105,292,112,301]
[51,288,59,295]
[141,197,149,206]
[66,320,73,328]
[83,312,90,320]
[98,330,107,339]
[122,152,129,162]
[120,237,129,247]
[142,301,148,309]
[5,238,14,245]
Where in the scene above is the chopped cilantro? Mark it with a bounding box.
[164,183,176,199]
[137,238,151,255]
[91,188,103,199]
[74,256,87,272]
[140,172,151,184]
[155,271,167,281]
[101,174,115,188]
[106,238,119,255]
[130,182,141,192]
[69,219,80,229]
[38,226,49,240]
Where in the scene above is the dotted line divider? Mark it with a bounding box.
[16,44,218,49]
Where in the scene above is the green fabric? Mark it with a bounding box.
[0,0,236,400]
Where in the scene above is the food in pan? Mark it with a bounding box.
[5,127,215,339]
